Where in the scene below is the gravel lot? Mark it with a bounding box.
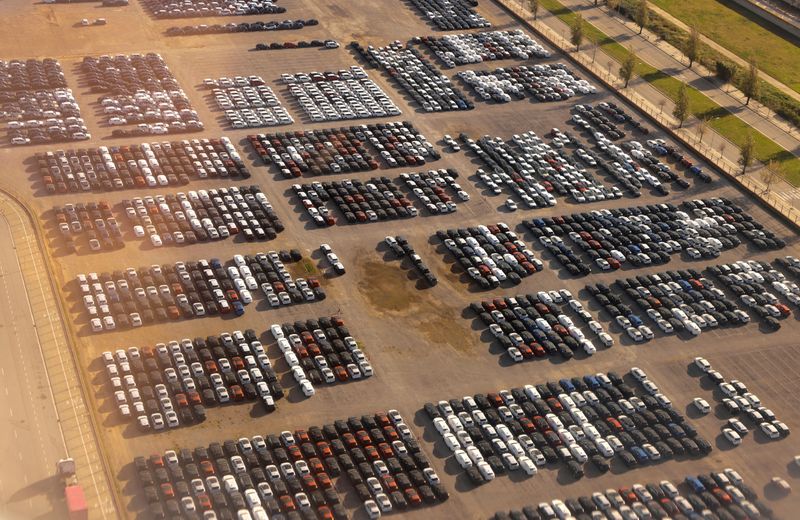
[2,0,800,517]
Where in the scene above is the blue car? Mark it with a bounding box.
[233,301,244,316]
[629,314,643,327]
[583,375,600,389]
[631,446,649,463]
[684,476,705,493]
[559,378,575,393]
[689,165,703,175]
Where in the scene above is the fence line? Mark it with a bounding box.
[496,0,800,225]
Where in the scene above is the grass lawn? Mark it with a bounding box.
[649,0,800,94]
[538,0,800,184]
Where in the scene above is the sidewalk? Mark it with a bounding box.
[0,191,118,520]
[494,0,800,223]
[641,1,800,107]
[559,0,800,157]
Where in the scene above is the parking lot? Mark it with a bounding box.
[2,0,800,517]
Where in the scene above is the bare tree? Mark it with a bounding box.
[658,98,666,114]
[737,132,755,176]
[684,26,700,68]
[570,14,585,51]
[696,116,709,143]
[634,0,649,35]
[760,161,781,194]
[528,0,539,20]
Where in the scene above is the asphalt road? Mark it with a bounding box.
[0,211,68,518]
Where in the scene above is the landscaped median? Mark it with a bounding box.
[538,0,800,185]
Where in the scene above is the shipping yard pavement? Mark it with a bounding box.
[0,0,799,518]
[0,193,115,519]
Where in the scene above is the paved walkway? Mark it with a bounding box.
[0,192,117,520]
[643,1,800,106]
[497,0,800,213]
[558,0,800,157]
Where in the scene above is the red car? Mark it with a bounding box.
[279,495,296,512]
[316,442,333,458]
[355,430,371,446]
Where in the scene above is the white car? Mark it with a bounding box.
[454,449,472,468]
[365,500,381,519]
[723,428,742,446]
[694,357,712,372]
[693,398,710,414]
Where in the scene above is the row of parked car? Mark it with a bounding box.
[134,410,447,519]
[458,64,597,104]
[384,236,438,287]
[283,66,401,122]
[399,169,466,214]
[255,40,339,51]
[404,0,490,30]
[37,136,249,194]
[103,329,284,432]
[293,177,416,226]
[710,260,795,331]
[426,368,710,485]
[524,198,756,275]
[588,130,692,195]
[205,76,293,128]
[2,58,89,145]
[54,200,123,253]
[472,291,611,362]
[165,19,317,36]
[123,185,284,247]
[82,53,204,134]
[6,89,89,145]
[247,121,439,178]
[588,267,751,342]
[417,30,550,68]
[354,41,473,113]
[143,0,285,18]
[436,223,542,289]
[0,58,66,92]
[496,470,768,520]
[76,251,322,332]
[692,357,790,447]
[465,135,556,209]
[270,316,373,399]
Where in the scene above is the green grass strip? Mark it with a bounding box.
[538,0,800,184]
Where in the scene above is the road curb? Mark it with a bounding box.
[0,187,123,520]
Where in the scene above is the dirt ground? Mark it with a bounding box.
[2,0,800,517]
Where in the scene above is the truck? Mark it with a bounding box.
[58,458,88,520]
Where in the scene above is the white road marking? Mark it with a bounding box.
[0,199,112,517]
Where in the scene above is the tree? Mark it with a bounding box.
[607,0,620,14]
[528,0,539,20]
[673,83,690,128]
[741,58,760,105]
[634,0,649,34]
[658,99,666,114]
[737,132,755,176]
[570,14,585,51]
[696,115,709,143]
[760,161,781,193]
[619,50,636,88]
[715,60,738,92]
[684,26,700,68]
